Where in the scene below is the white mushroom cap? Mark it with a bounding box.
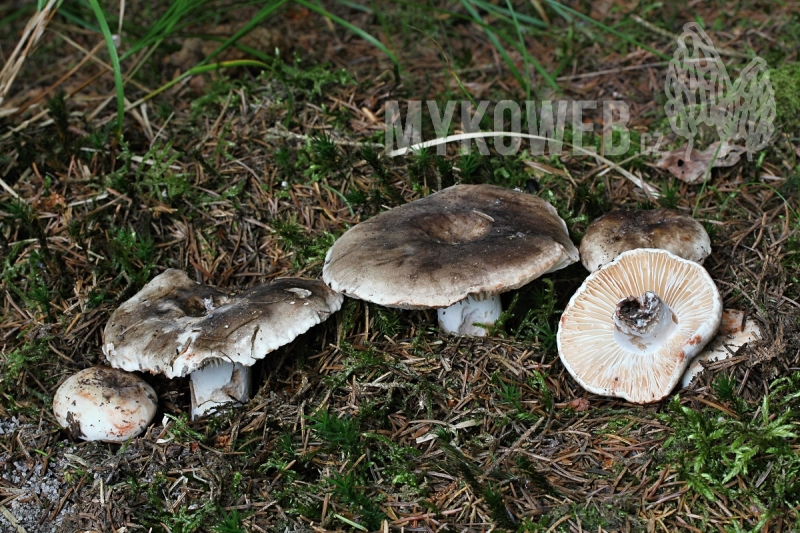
[557,248,722,403]
[580,209,711,272]
[681,310,761,387]
[52,366,157,442]
[322,184,579,309]
[103,270,343,379]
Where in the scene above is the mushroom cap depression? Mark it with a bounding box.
[52,366,157,442]
[322,184,579,308]
[580,209,711,272]
[103,270,343,379]
[557,248,722,404]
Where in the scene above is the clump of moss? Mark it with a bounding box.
[769,62,800,135]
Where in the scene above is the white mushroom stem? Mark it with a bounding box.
[612,291,678,353]
[190,361,251,419]
[437,294,503,336]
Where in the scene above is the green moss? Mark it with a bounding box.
[659,373,800,516]
[769,63,800,135]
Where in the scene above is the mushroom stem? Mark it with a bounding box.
[437,294,502,336]
[612,291,678,353]
[190,361,251,419]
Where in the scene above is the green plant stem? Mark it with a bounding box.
[87,0,125,137]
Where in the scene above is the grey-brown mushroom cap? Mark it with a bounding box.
[322,184,579,309]
[103,270,343,379]
[580,209,711,272]
[52,366,157,442]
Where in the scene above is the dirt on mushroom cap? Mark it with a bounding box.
[52,366,158,442]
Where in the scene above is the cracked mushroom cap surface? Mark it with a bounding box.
[322,184,579,308]
[52,366,157,442]
[580,209,711,272]
[557,248,723,404]
[103,270,343,379]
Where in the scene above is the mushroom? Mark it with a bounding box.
[322,184,579,336]
[103,269,343,418]
[580,209,711,272]
[557,248,722,403]
[680,309,761,387]
[52,366,157,442]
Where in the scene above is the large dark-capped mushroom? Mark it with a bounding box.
[103,269,342,418]
[323,184,579,336]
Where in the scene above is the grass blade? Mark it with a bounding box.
[544,0,671,61]
[86,0,125,137]
[470,0,547,29]
[462,0,559,93]
[505,0,530,100]
[333,514,368,531]
[201,0,288,66]
[459,0,524,92]
[294,0,399,68]
[135,0,287,108]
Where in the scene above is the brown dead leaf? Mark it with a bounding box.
[214,434,232,450]
[654,141,746,184]
[719,309,746,336]
[569,398,591,412]
[35,192,66,211]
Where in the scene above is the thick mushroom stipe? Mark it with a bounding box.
[612,292,678,353]
[190,361,251,419]
[557,248,722,404]
[437,294,502,336]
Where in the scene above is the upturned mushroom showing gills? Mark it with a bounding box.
[103,269,343,418]
[322,184,579,336]
[52,366,157,442]
[557,248,722,403]
[580,209,711,272]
